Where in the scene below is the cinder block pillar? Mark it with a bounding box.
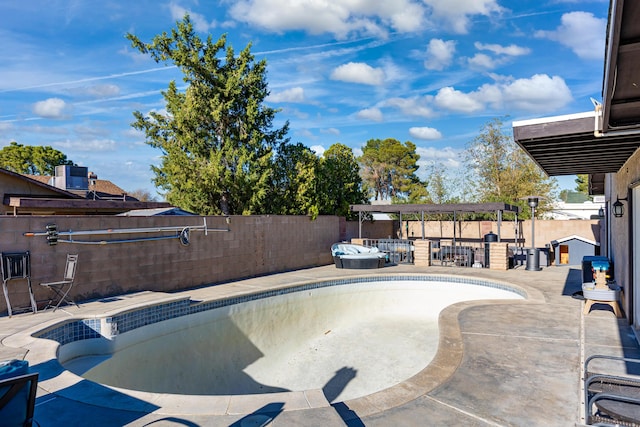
[413,240,431,267]
[489,242,509,270]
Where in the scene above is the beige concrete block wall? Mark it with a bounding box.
[345,220,395,241]
[401,219,600,247]
[413,240,430,267]
[489,243,509,270]
[0,215,339,314]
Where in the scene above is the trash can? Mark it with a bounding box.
[484,232,498,268]
[525,248,541,271]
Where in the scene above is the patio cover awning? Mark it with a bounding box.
[512,0,640,177]
[350,202,520,241]
[351,202,520,215]
[513,111,640,176]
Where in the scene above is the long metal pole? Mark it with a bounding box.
[531,205,535,248]
[23,218,228,238]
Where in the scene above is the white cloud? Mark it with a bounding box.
[57,138,117,152]
[535,11,606,60]
[432,74,572,114]
[424,0,504,34]
[385,97,434,118]
[310,145,325,156]
[229,0,427,39]
[32,98,67,119]
[434,87,483,113]
[356,107,384,122]
[424,39,456,71]
[321,128,341,136]
[267,87,305,103]
[474,42,530,56]
[331,62,385,86]
[86,84,121,98]
[468,53,495,70]
[409,127,442,140]
[228,0,504,37]
[416,146,462,169]
[168,2,216,32]
[501,74,572,111]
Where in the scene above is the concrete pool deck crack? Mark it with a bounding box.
[424,395,504,427]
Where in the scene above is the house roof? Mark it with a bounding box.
[512,0,640,177]
[1,168,171,215]
[0,168,82,199]
[6,196,171,215]
[118,207,196,216]
[26,174,129,199]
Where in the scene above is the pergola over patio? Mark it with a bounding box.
[350,202,521,241]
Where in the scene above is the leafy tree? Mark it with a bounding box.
[269,143,319,217]
[425,162,461,204]
[317,143,367,218]
[464,118,557,218]
[127,188,158,202]
[358,138,426,202]
[0,142,74,175]
[127,15,289,215]
[575,174,589,194]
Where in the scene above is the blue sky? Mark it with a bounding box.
[0,0,609,199]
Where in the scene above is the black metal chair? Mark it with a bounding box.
[1,252,36,317]
[40,254,79,312]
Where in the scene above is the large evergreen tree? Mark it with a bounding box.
[317,143,367,218]
[0,142,74,175]
[269,143,320,217]
[358,138,426,202]
[127,16,289,215]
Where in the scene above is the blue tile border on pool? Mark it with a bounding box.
[35,275,525,346]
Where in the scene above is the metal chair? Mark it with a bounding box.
[40,254,79,311]
[1,252,36,317]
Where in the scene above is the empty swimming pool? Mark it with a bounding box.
[56,276,524,404]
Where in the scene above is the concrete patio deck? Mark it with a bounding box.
[1,263,638,426]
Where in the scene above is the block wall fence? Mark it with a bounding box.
[0,215,341,314]
[0,214,600,315]
[346,219,600,247]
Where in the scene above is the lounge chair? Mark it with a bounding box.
[584,354,640,425]
[331,243,387,269]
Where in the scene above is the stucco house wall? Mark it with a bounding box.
[609,148,640,319]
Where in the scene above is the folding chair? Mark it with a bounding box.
[0,360,39,427]
[40,254,79,312]
[1,252,37,317]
